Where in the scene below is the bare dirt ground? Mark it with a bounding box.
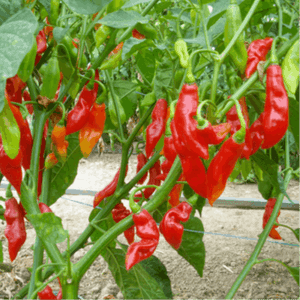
[0,153,299,299]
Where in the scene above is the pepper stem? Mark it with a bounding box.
[270,36,281,64]
[196,100,216,129]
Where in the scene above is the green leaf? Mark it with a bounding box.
[0,0,23,25]
[241,159,252,180]
[183,185,205,216]
[48,132,83,206]
[154,57,173,100]
[177,216,205,277]
[26,213,68,244]
[140,255,173,299]
[38,0,51,16]
[229,159,241,182]
[62,0,111,15]
[122,0,151,9]
[289,96,299,149]
[293,228,299,241]
[0,8,37,112]
[99,10,148,28]
[135,50,155,86]
[251,150,280,194]
[103,247,168,299]
[122,38,154,61]
[281,263,299,286]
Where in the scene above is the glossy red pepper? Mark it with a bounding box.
[132,29,145,39]
[36,30,47,54]
[5,75,25,105]
[206,134,245,206]
[245,38,273,78]
[249,112,265,155]
[51,121,69,160]
[171,120,207,199]
[66,70,99,135]
[112,203,135,244]
[168,173,184,207]
[145,99,168,158]
[94,166,128,208]
[159,201,192,249]
[79,103,106,158]
[226,97,252,159]
[8,101,33,170]
[4,197,26,261]
[125,209,159,270]
[261,65,289,149]
[0,136,22,194]
[136,153,148,184]
[37,285,58,300]
[38,202,53,213]
[174,84,209,158]
[263,198,282,240]
[134,160,161,199]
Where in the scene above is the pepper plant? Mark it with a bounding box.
[0,0,299,298]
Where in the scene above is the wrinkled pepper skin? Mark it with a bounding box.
[125,209,159,270]
[51,122,69,160]
[174,84,210,159]
[263,198,282,240]
[4,198,26,261]
[249,113,264,155]
[5,75,25,105]
[171,120,207,198]
[94,166,128,207]
[112,203,135,244]
[206,135,245,206]
[134,160,161,199]
[136,153,148,184]
[245,38,273,78]
[200,122,232,145]
[66,70,99,135]
[168,173,184,207]
[261,65,289,149]
[132,29,145,39]
[37,285,57,300]
[159,201,192,249]
[0,136,22,194]
[175,39,189,68]
[145,99,168,158]
[79,103,106,158]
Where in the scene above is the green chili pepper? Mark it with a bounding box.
[0,98,20,159]
[224,0,247,74]
[57,43,75,81]
[282,39,299,94]
[49,0,60,26]
[100,43,123,70]
[95,25,112,48]
[141,91,156,106]
[135,22,157,40]
[108,93,126,127]
[175,39,189,68]
[17,40,37,82]
[185,61,195,83]
[40,50,60,99]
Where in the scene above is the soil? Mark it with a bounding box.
[0,153,299,299]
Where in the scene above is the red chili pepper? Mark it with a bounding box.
[132,29,145,39]
[94,166,128,208]
[145,99,168,158]
[168,174,184,207]
[4,197,26,261]
[38,202,53,213]
[37,285,58,300]
[79,103,106,158]
[174,84,212,159]
[112,203,135,244]
[8,101,33,170]
[245,38,273,78]
[0,136,22,194]
[199,122,232,145]
[171,120,207,199]
[206,134,245,206]
[110,42,124,56]
[125,209,159,270]
[36,30,47,54]
[226,97,252,159]
[22,90,34,114]
[263,198,282,240]
[136,153,148,184]
[159,201,192,249]
[249,112,265,155]
[134,160,161,200]
[51,121,69,160]
[5,75,25,105]
[66,70,99,135]
[261,65,289,149]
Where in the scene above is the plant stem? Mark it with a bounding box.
[274,0,283,36]
[225,169,293,298]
